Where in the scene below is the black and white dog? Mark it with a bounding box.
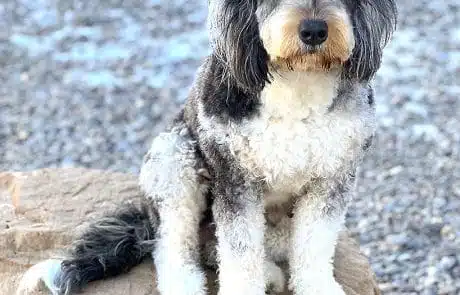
[18,0,397,294]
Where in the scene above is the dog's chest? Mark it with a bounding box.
[228,73,372,195]
[234,108,358,195]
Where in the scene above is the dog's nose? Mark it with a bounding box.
[299,20,328,46]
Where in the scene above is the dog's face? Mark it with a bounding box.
[208,0,397,92]
[257,0,355,72]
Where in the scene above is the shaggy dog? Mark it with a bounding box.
[18,0,397,294]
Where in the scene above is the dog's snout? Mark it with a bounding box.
[299,20,328,46]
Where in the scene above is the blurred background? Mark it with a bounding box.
[0,0,459,294]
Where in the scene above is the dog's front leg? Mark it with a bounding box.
[212,176,266,295]
[140,127,208,295]
[289,177,354,295]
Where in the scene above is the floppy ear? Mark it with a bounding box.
[343,0,397,81]
[208,0,270,93]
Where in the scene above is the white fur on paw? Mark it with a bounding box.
[16,259,62,295]
[290,278,346,295]
[156,265,207,295]
[319,279,346,295]
[265,260,285,294]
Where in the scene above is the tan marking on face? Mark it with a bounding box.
[260,6,354,71]
[322,9,354,63]
[261,8,308,59]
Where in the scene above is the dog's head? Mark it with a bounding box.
[208,0,397,91]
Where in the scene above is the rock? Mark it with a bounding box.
[0,168,380,295]
[0,168,144,295]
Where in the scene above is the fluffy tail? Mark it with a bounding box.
[18,203,158,295]
[56,203,157,294]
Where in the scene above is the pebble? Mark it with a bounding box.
[439,256,457,271]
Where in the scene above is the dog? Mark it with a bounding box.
[17,0,397,294]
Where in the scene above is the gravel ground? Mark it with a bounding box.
[1,0,459,294]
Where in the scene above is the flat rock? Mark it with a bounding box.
[0,168,380,295]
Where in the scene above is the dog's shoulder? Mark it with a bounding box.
[184,56,262,125]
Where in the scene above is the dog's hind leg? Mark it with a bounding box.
[140,124,208,295]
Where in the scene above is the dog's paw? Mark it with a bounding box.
[156,264,207,295]
[319,280,346,295]
[265,260,285,294]
[289,276,345,295]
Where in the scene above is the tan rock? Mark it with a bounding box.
[0,168,380,295]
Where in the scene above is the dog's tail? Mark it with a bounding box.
[17,203,158,295]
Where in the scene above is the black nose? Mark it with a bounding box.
[299,19,328,46]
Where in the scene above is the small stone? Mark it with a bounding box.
[397,253,412,262]
[424,266,438,287]
[438,256,457,271]
[441,225,456,241]
[433,197,447,209]
[388,165,404,176]
[387,233,409,246]
[453,183,460,197]
[438,285,457,294]
[20,73,29,81]
[61,156,75,167]
[17,130,29,140]
[423,222,443,238]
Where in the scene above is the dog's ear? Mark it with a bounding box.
[343,0,397,81]
[208,0,270,93]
